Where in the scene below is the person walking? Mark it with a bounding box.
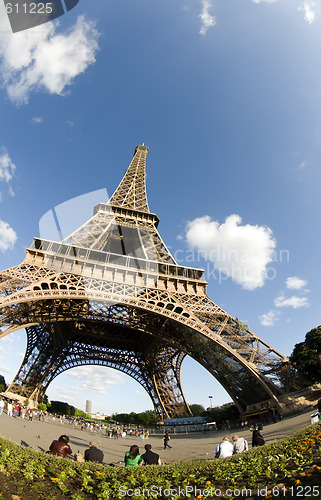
[7,401,13,417]
[0,398,4,416]
[163,431,172,450]
[13,402,19,418]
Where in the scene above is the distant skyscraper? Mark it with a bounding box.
[86,400,92,414]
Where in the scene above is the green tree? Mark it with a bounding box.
[203,403,240,426]
[290,325,321,384]
[137,410,157,427]
[189,404,205,417]
[0,375,7,393]
[49,400,76,416]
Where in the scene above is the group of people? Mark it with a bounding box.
[48,434,164,467]
[0,397,44,421]
[48,435,162,467]
[49,435,104,463]
[124,444,161,466]
[215,430,265,459]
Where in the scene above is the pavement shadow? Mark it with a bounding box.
[21,439,46,453]
[21,440,31,447]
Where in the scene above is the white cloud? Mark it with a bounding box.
[0,336,13,343]
[0,12,99,104]
[285,276,307,290]
[253,0,277,3]
[31,117,43,125]
[199,1,216,35]
[0,147,16,183]
[298,2,316,24]
[0,363,12,374]
[67,366,124,394]
[0,219,17,252]
[185,214,276,290]
[298,160,309,169]
[258,310,279,326]
[274,295,309,309]
[51,386,80,402]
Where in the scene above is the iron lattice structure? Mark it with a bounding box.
[0,145,293,418]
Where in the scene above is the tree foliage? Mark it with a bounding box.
[0,375,7,394]
[290,325,321,384]
[203,403,240,425]
[48,400,88,417]
[189,404,205,417]
[113,410,157,427]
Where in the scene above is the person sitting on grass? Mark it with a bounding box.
[214,436,234,459]
[141,444,161,465]
[232,434,248,454]
[49,435,72,458]
[124,445,144,467]
[84,441,104,463]
[252,429,265,447]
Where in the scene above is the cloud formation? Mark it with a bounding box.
[285,276,307,290]
[0,219,17,252]
[31,117,43,125]
[199,1,216,35]
[185,214,276,290]
[274,295,309,309]
[0,13,99,104]
[67,365,124,394]
[0,147,16,183]
[298,2,316,24]
[258,310,279,326]
[253,0,277,3]
[0,362,12,374]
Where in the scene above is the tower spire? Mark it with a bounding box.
[108,144,150,212]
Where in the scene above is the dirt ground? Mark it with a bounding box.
[0,409,315,464]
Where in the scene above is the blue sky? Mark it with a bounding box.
[0,0,321,415]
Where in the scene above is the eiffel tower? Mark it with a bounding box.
[0,145,294,418]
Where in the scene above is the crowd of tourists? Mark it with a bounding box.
[0,397,151,439]
[0,395,273,467]
[0,397,44,421]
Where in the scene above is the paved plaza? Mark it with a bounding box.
[0,409,316,465]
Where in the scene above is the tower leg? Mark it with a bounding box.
[6,325,55,404]
[144,348,191,419]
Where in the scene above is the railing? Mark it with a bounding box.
[31,238,205,281]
